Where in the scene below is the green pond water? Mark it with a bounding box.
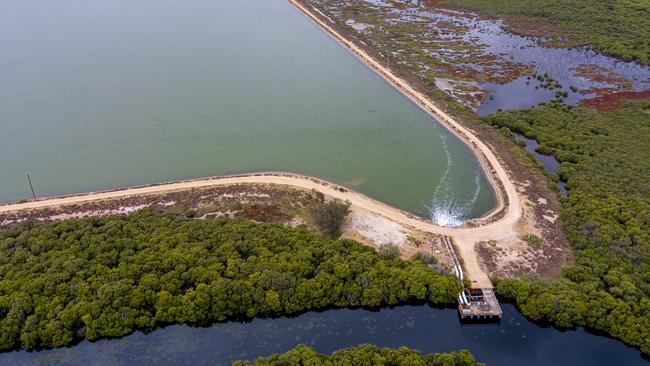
[0,0,495,225]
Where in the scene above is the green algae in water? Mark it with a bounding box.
[0,0,495,224]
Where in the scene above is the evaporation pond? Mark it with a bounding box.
[0,0,495,222]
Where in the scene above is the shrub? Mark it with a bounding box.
[522,233,541,248]
[411,252,438,266]
[234,344,484,366]
[310,199,350,235]
[379,243,401,259]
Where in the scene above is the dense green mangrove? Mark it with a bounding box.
[446,0,650,64]
[0,210,461,351]
[483,99,650,354]
[233,344,483,366]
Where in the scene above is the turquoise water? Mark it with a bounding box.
[0,0,494,225]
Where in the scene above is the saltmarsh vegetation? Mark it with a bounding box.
[233,344,483,366]
[309,0,650,354]
[445,0,650,64]
[0,210,461,351]
[482,99,650,354]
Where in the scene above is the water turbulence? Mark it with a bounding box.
[426,134,482,227]
[0,0,497,219]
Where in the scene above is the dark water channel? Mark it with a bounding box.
[462,12,650,115]
[514,135,568,195]
[2,305,645,366]
[360,0,650,114]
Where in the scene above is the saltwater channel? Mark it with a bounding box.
[1,305,645,365]
[0,0,646,364]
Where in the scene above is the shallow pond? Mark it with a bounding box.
[322,0,650,114]
[0,0,495,226]
[514,135,567,195]
[469,14,650,115]
[1,304,645,366]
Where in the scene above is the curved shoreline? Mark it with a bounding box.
[0,171,519,288]
[287,0,517,228]
[0,2,525,288]
[287,1,524,287]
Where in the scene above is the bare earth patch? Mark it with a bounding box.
[475,190,572,279]
[341,209,454,273]
[1,182,457,276]
[346,211,408,247]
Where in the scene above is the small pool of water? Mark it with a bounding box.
[331,0,650,114]
[1,304,644,366]
[515,134,567,195]
[471,17,650,115]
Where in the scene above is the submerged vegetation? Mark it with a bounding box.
[483,99,650,354]
[1,0,648,360]
[446,0,650,64]
[308,0,650,115]
[303,0,650,353]
[0,210,460,351]
[234,344,483,366]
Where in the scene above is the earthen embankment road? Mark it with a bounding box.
[1,172,519,288]
[288,0,524,287]
[0,1,526,289]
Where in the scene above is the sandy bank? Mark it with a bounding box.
[288,0,519,227]
[288,0,527,286]
[0,2,530,289]
[1,171,522,288]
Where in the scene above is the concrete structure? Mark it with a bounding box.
[442,236,502,321]
[458,287,502,321]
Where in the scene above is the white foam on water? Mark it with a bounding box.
[426,135,482,227]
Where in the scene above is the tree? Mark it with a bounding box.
[310,199,350,235]
[378,244,401,259]
[233,344,485,366]
[0,210,460,350]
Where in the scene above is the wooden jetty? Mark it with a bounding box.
[442,236,503,321]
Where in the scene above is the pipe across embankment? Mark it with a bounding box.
[287,1,525,287]
[0,171,519,288]
[0,2,525,289]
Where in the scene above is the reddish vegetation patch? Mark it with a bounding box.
[580,87,619,96]
[421,1,478,19]
[235,204,292,223]
[0,184,315,227]
[572,64,631,89]
[580,90,650,111]
[501,15,574,39]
